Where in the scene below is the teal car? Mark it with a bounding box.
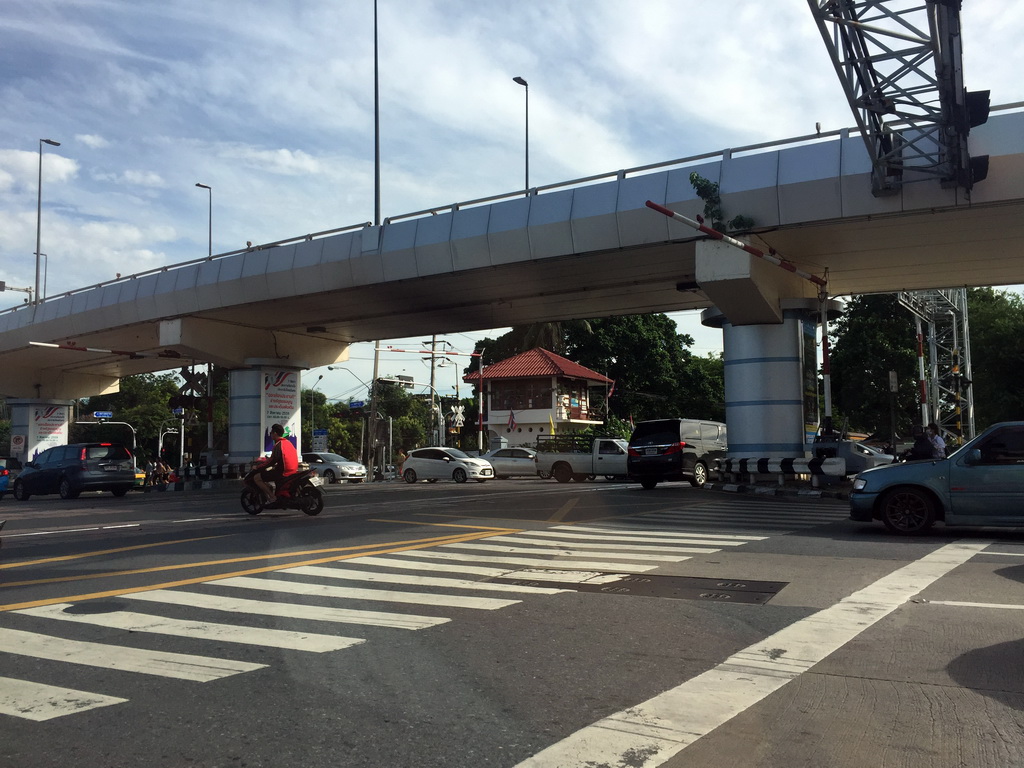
[850,421,1024,534]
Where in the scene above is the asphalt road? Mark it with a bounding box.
[2,479,1024,768]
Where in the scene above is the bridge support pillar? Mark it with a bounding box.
[226,362,305,464]
[5,399,75,463]
[696,237,843,457]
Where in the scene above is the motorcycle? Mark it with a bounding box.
[240,458,325,516]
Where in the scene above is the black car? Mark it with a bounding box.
[627,418,727,489]
[13,443,136,500]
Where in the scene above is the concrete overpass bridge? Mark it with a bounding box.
[2,105,1022,461]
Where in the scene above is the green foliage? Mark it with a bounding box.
[966,287,1024,427]
[689,171,755,233]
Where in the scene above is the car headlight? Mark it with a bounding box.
[852,477,868,491]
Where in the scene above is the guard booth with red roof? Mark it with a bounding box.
[463,348,613,448]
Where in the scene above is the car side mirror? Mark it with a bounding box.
[965,448,982,465]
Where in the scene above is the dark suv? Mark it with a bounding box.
[627,418,727,489]
[13,443,136,500]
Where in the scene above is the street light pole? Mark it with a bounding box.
[513,77,529,195]
[35,138,61,304]
[310,374,324,431]
[195,183,212,256]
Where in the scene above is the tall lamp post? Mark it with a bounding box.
[310,374,324,432]
[195,183,212,257]
[512,77,529,195]
[35,138,61,304]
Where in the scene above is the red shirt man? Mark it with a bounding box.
[255,423,298,501]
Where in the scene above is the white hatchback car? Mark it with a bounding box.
[403,448,494,484]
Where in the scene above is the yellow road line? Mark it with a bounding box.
[547,498,580,523]
[371,518,521,532]
[0,536,228,570]
[0,531,493,591]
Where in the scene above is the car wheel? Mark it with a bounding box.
[641,478,658,490]
[689,462,708,488]
[13,479,30,501]
[453,468,468,483]
[322,469,336,484]
[553,464,573,484]
[111,488,130,497]
[880,487,936,535]
[403,469,418,484]
[572,474,589,482]
[538,470,552,480]
[59,477,80,500]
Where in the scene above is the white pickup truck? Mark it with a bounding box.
[533,435,629,483]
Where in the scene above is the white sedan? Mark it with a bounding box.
[402,448,494,483]
[479,447,538,478]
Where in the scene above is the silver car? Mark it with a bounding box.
[479,447,538,478]
[403,447,494,484]
[301,452,367,484]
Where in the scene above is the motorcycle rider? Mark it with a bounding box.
[253,423,299,503]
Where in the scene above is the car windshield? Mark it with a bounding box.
[319,453,350,462]
[86,444,131,461]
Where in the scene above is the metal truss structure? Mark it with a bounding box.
[898,288,974,446]
[807,0,989,196]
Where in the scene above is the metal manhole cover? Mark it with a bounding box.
[486,569,787,605]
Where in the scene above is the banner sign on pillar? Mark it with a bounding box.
[30,405,69,458]
[263,369,300,453]
[802,319,820,444]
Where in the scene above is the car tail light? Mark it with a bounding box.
[627,447,643,457]
[79,448,88,461]
[663,442,685,455]
[0,468,7,477]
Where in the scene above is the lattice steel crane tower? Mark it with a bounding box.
[808,0,988,446]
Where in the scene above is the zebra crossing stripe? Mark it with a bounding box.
[283,565,568,594]
[0,627,266,681]
[554,525,765,542]
[0,676,127,722]
[379,550,662,572]
[436,543,684,562]
[351,555,512,577]
[14,604,364,653]
[119,589,449,630]
[517,530,749,547]
[215,576,522,610]
[457,537,720,555]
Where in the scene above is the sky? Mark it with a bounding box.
[2,1,1022,404]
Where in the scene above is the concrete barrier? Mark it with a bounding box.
[716,456,847,489]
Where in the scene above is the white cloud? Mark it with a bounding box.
[76,134,110,149]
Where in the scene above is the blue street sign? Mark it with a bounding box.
[349,400,365,408]
[93,411,113,419]
[172,407,185,415]
[313,428,328,436]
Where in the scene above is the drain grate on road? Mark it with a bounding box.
[486,569,787,605]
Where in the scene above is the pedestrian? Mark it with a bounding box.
[926,422,946,459]
[908,425,933,461]
[396,447,407,475]
[145,457,156,487]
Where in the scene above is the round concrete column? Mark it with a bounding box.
[703,298,842,457]
[5,399,75,462]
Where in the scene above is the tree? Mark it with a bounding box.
[966,287,1024,427]
[829,294,919,436]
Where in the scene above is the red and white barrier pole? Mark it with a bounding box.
[645,199,835,431]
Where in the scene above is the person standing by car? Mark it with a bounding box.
[907,425,933,461]
[396,448,407,476]
[927,422,946,459]
[253,423,299,502]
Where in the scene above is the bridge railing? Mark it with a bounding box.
[6,102,1021,317]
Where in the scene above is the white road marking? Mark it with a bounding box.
[120,589,449,630]
[215,575,521,610]
[0,676,127,722]
[483,535,714,554]
[284,565,568,594]
[14,604,364,653]
[555,525,765,541]
[926,600,1024,610]
[0,627,266,682]
[382,550,662,572]
[518,530,748,547]
[352,555,512,577]
[442,541,705,559]
[515,538,991,768]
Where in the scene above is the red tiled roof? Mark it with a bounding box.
[463,348,612,383]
